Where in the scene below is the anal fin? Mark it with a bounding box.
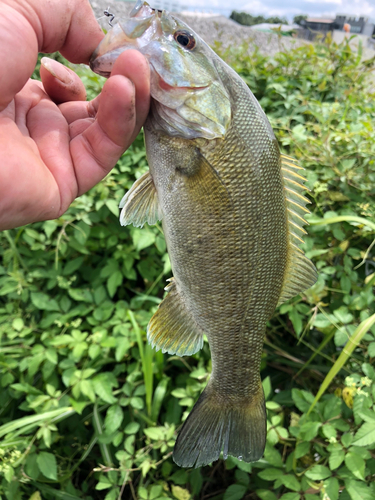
[278,156,318,305]
[119,171,162,228]
[147,278,204,356]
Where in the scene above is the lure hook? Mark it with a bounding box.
[103,8,115,27]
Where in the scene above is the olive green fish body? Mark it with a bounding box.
[90,0,317,468]
[145,68,288,465]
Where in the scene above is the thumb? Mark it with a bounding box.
[40,58,86,104]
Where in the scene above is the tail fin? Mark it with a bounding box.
[173,382,266,468]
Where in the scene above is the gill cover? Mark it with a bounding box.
[90,0,231,140]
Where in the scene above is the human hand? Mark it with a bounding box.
[0,0,150,230]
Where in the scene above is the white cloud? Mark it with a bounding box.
[188,0,375,20]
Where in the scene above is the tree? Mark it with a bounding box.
[230,11,287,26]
[293,14,308,26]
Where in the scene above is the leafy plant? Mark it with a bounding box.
[0,36,374,499]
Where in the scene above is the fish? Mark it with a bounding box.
[90,0,318,468]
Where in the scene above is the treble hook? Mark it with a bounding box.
[103,8,115,27]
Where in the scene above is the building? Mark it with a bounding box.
[300,14,375,37]
[301,18,335,33]
[334,15,375,36]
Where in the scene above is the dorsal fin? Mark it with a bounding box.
[278,155,318,305]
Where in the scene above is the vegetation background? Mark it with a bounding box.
[0,34,375,500]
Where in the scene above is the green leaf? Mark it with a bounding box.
[68,288,93,303]
[322,423,336,440]
[368,342,375,357]
[223,484,247,500]
[305,465,331,481]
[345,452,365,480]
[329,444,345,470]
[256,491,278,500]
[144,427,164,440]
[300,421,322,441]
[106,199,119,216]
[92,374,117,404]
[345,479,374,500]
[132,228,156,251]
[37,452,57,480]
[262,376,272,400]
[150,485,163,500]
[12,318,24,331]
[264,443,283,467]
[130,396,144,410]
[104,405,124,433]
[124,422,140,435]
[342,433,353,448]
[4,465,14,482]
[295,441,310,459]
[292,389,314,412]
[358,408,375,424]
[258,468,284,481]
[63,257,84,276]
[333,307,353,324]
[107,272,122,298]
[279,494,300,500]
[31,292,60,311]
[352,422,375,446]
[279,475,300,492]
[323,477,339,500]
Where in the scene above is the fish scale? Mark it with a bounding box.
[90,0,317,468]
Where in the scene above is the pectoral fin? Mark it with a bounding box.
[278,155,318,305]
[147,278,204,356]
[119,171,162,227]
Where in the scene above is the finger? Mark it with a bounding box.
[111,50,150,142]
[70,75,137,196]
[24,0,104,63]
[59,50,150,127]
[40,58,87,104]
[69,118,95,140]
[0,6,39,111]
[59,95,100,125]
[0,0,103,111]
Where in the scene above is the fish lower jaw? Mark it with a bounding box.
[153,67,209,93]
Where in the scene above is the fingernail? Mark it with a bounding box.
[41,57,73,85]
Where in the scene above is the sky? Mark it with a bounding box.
[178,0,375,21]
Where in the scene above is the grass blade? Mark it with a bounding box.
[0,407,73,438]
[127,309,154,417]
[307,313,375,415]
[32,483,82,500]
[93,403,113,466]
[151,378,169,423]
[308,215,375,232]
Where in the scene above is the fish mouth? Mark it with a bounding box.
[90,57,209,92]
[152,65,209,92]
[93,68,111,78]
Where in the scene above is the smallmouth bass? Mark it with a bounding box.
[90,0,318,468]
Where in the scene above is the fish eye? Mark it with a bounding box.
[174,30,196,50]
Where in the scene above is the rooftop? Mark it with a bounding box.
[305,18,335,24]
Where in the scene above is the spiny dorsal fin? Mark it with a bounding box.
[147,278,204,356]
[119,171,162,228]
[278,155,318,305]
